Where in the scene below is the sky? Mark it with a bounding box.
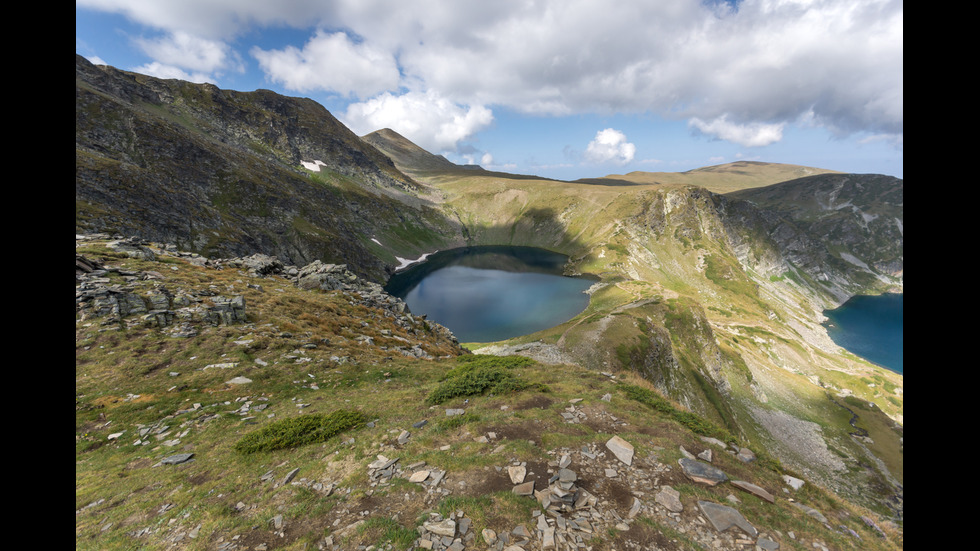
[76,0,903,181]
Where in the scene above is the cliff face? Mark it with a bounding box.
[724,173,903,303]
[75,55,454,282]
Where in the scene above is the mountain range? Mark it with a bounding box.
[75,54,903,549]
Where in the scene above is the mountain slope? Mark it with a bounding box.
[725,173,903,300]
[376,160,903,518]
[75,236,903,551]
[361,128,463,174]
[76,55,460,281]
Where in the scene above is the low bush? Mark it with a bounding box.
[233,409,366,454]
[620,383,735,443]
[426,355,542,405]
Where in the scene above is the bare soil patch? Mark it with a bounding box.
[514,395,554,410]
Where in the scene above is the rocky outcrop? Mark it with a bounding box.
[75,254,248,333]
[76,235,460,353]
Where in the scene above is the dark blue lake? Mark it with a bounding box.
[384,246,595,343]
[822,293,903,374]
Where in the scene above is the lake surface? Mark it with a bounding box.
[384,246,595,343]
[822,293,903,374]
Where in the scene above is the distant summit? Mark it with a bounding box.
[362,128,469,174]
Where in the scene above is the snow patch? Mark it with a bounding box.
[394,251,437,271]
[301,160,328,172]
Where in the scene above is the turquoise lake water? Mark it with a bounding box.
[384,246,595,343]
[822,293,903,374]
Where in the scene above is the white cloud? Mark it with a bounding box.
[689,116,784,147]
[251,30,400,98]
[134,31,241,74]
[341,90,494,153]
[130,61,215,84]
[584,129,636,165]
[80,0,903,143]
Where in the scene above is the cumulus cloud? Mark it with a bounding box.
[688,116,784,147]
[341,90,494,154]
[134,31,242,75]
[584,129,636,165]
[84,55,109,66]
[130,61,215,84]
[251,31,400,98]
[79,0,903,146]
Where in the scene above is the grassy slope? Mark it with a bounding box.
[585,161,841,194]
[76,240,902,550]
[397,163,903,519]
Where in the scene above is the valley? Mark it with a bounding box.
[76,54,903,550]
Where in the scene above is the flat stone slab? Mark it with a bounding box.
[409,470,430,483]
[731,480,775,503]
[605,435,634,466]
[700,436,727,448]
[791,502,828,524]
[736,447,756,463]
[655,486,683,512]
[697,500,758,538]
[508,465,527,484]
[368,455,398,470]
[158,453,194,465]
[678,457,728,485]
[782,474,805,490]
[512,481,535,495]
[423,519,456,537]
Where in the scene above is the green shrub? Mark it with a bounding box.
[619,384,734,442]
[234,409,366,454]
[453,354,535,369]
[426,355,541,405]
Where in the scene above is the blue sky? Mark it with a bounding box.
[76,1,903,180]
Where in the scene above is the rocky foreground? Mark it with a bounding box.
[75,235,901,551]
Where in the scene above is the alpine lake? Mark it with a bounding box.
[822,293,904,374]
[384,246,596,344]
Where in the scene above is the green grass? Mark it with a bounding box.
[357,517,418,550]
